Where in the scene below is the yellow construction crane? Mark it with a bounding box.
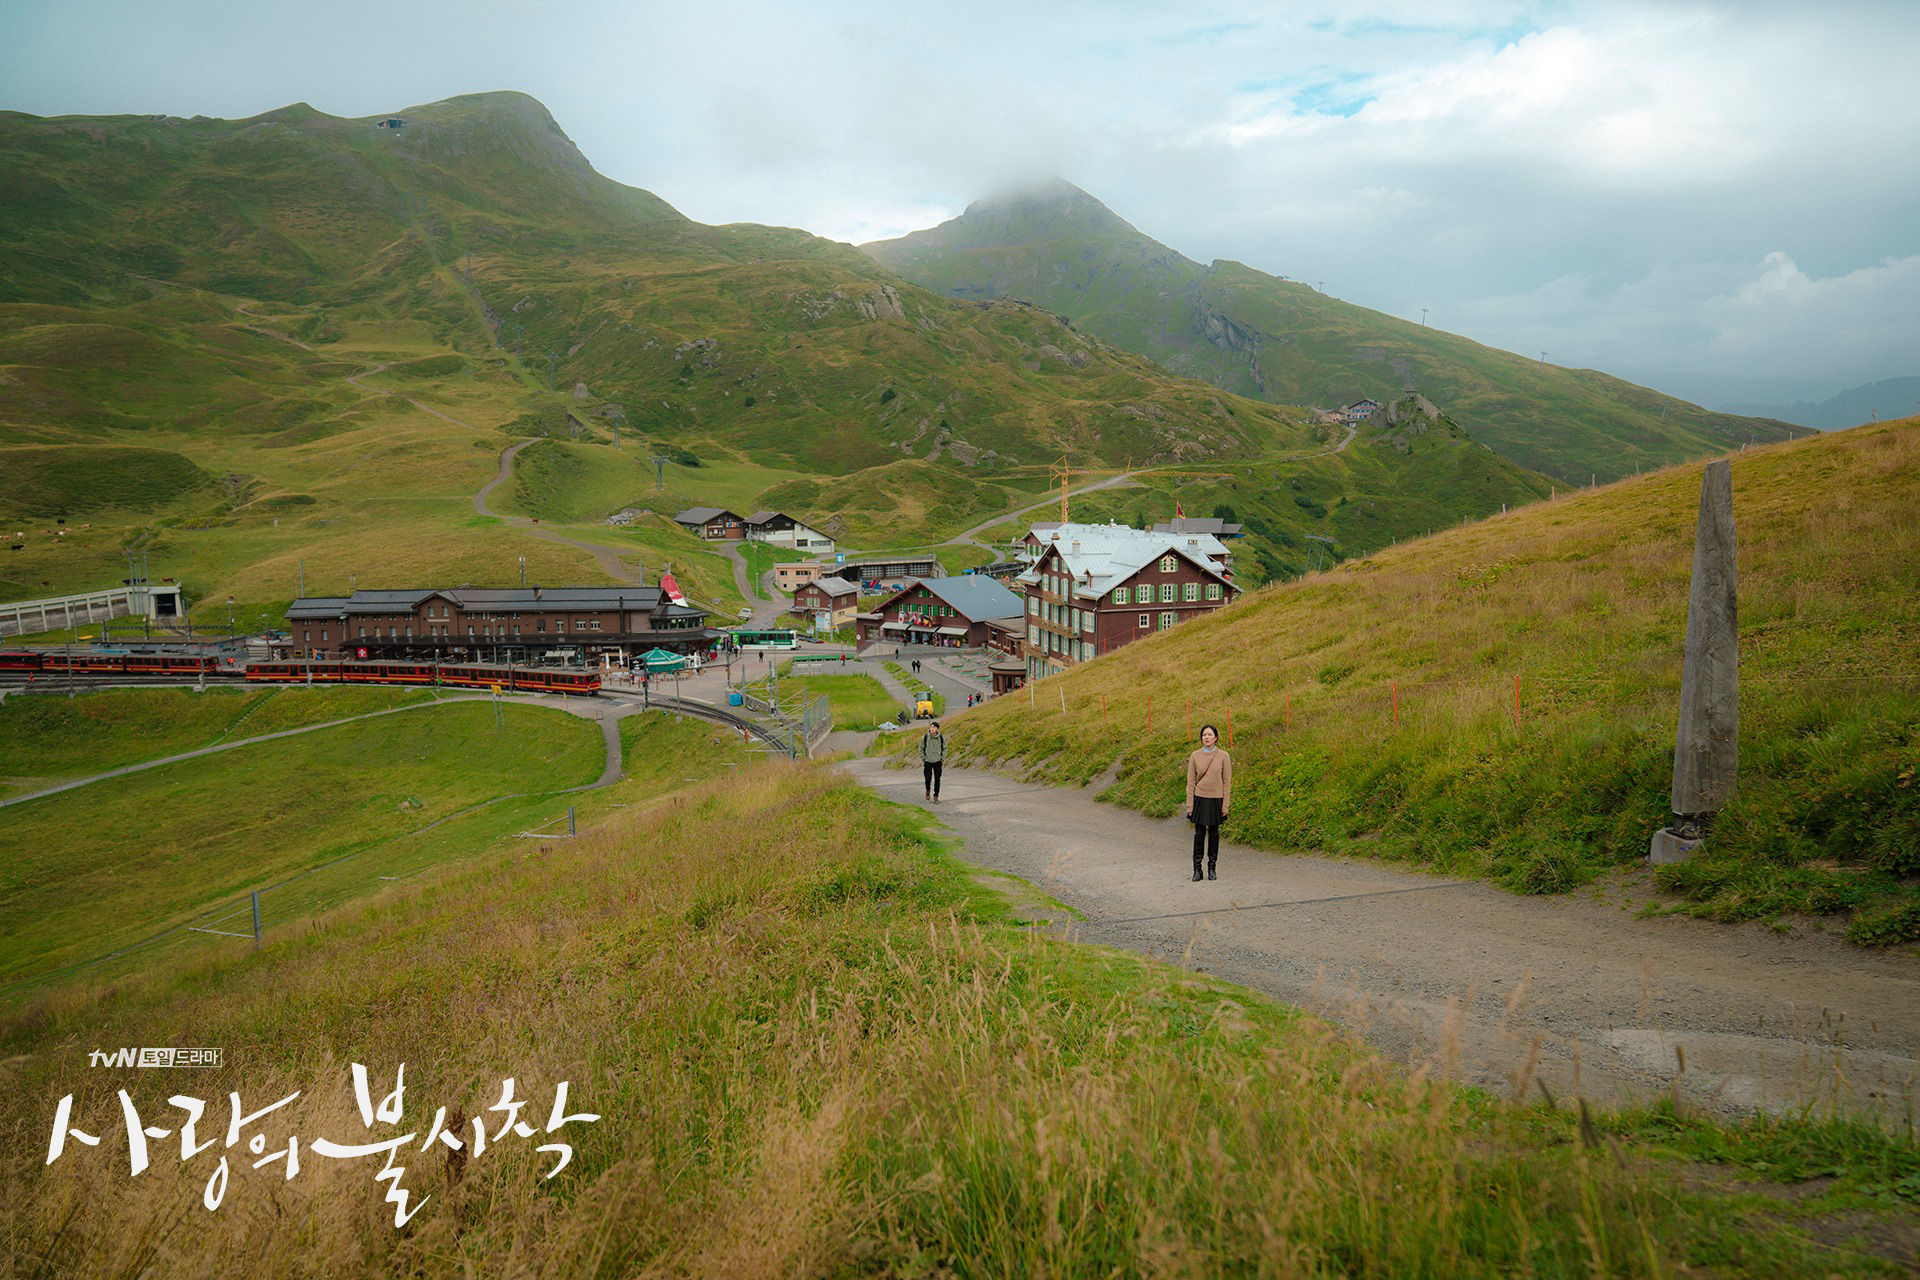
[1033,454,1239,524]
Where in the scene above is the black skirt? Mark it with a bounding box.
[1190,795,1224,828]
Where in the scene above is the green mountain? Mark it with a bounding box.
[861,180,1810,484]
[0,97,1297,473]
[0,93,1552,610]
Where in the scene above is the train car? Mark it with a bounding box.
[119,653,223,676]
[453,665,599,694]
[727,628,799,651]
[243,660,600,695]
[24,650,222,676]
[434,663,600,694]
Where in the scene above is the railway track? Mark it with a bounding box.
[0,672,796,755]
[0,671,246,689]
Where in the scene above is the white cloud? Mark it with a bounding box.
[1451,251,1920,404]
[1,0,1914,404]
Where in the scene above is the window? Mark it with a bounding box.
[303,629,311,642]
[538,619,547,632]
[1081,610,1094,633]
[1159,612,1177,631]
[468,627,475,637]
[513,624,520,636]
[358,627,366,638]
[1138,613,1150,629]
[406,627,413,638]
[1159,583,1176,603]
[1112,586,1129,605]
[321,629,328,641]
[1160,554,1177,572]
[1183,582,1199,602]
[1206,583,1223,601]
[1028,625,1039,645]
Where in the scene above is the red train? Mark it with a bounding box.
[0,651,600,695]
[0,649,229,676]
[244,659,601,694]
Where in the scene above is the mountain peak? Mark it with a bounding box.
[864,177,1153,259]
[966,176,1118,218]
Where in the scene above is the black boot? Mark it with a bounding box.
[1191,857,1204,882]
[1207,857,1217,881]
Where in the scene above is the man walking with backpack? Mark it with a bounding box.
[920,720,946,802]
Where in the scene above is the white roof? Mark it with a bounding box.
[1015,522,1233,601]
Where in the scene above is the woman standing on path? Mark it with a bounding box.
[1184,725,1231,881]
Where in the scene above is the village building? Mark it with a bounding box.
[981,616,1024,659]
[1016,523,1241,681]
[987,656,1027,695]
[285,586,717,664]
[672,507,746,540]
[1335,399,1381,424]
[1016,523,1063,561]
[791,575,859,631]
[1150,515,1245,540]
[772,561,825,592]
[856,575,1024,650]
[743,511,835,555]
[840,555,944,585]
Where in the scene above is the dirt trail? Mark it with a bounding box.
[836,755,1920,1122]
[474,440,644,584]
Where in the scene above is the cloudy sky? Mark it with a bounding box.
[4,0,1916,411]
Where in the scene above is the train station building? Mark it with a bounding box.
[284,586,720,665]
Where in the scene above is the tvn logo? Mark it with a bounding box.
[88,1048,223,1068]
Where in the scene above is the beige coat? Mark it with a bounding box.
[1185,747,1232,813]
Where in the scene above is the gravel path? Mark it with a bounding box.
[835,755,1920,1121]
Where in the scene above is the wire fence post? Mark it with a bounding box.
[1186,696,1190,742]
[1059,685,1065,714]
[568,806,576,836]
[250,890,261,950]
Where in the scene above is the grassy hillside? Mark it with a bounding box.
[0,95,1549,617]
[2,761,1908,1275]
[1038,396,1554,581]
[0,684,430,799]
[0,697,605,983]
[934,419,1920,944]
[863,182,1809,484]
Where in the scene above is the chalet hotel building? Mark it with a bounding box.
[1019,523,1241,681]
